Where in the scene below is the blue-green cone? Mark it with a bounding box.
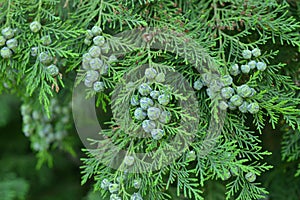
[101,43,110,54]
[134,108,147,121]
[30,21,42,33]
[219,101,228,110]
[159,110,171,124]
[110,194,121,200]
[99,64,108,75]
[89,58,103,70]
[2,27,14,39]
[230,166,239,176]
[93,36,105,46]
[131,95,140,106]
[124,155,135,166]
[221,169,231,181]
[151,128,165,140]
[155,72,165,83]
[133,179,141,189]
[6,38,18,51]
[158,94,170,106]
[31,47,38,57]
[91,26,102,36]
[108,54,118,63]
[108,183,119,193]
[230,95,243,107]
[140,97,154,110]
[221,75,233,86]
[86,70,99,82]
[248,60,256,69]
[242,49,252,59]
[101,179,110,190]
[131,192,143,200]
[230,64,240,76]
[193,79,203,90]
[82,53,92,63]
[46,64,59,77]
[221,87,234,99]
[0,36,6,46]
[142,120,156,133]
[186,150,196,161]
[227,101,237,110]
[88,46,101,58]
[238,101,249,113]
[256,62,267,71]
[201,73,214,86]
[206,88,212,98]
[0,47,12,58]
[236,84,252,98]
[93,81,105,92]
[41,35,52,46]
[39,52,53,66]
[251,48,261,57]
[247,102,260,114]
[138,83,152,96]
[245,172,256,182]
[84,38,92,46]
[241,64,250,73]
[209,79,223,92]
[249,88,257,97]
[145,68,157,80]
[150,90,160,99]
[147,107,161,120]
[84,79,93,88]
[85,30,94,39]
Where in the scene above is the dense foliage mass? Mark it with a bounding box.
[1,0,300,199]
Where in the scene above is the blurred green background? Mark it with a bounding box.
[0,94,91,200]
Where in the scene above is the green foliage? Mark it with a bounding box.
[0,0,300,200]
[83,190,103,200]
[0,94,19,127]
[0,0,83,114]
[281,126,300,177]
[0,174,29,200]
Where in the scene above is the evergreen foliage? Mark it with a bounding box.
[1,0,300,199]
[0,174,29,200]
